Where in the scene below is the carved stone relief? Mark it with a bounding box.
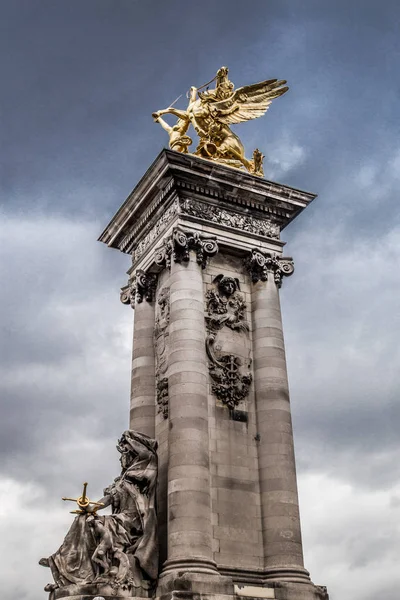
[244,248,294,287]
[156,378,169,419]
[205,275,252,410]
[39,430,158,597]
[205,274,249,334]
[131,199,180,263]
[155,227,218,271]
[154,287,170,419]
[180,198,280,239]
[120,270,158,307]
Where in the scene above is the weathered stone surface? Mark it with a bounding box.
[234,585,275,598]
[95,152,327,600]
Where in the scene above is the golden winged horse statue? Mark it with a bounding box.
[152,67,288,177]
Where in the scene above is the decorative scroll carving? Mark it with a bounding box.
[135,270,158,303]
[120,271,158,307]
[131,199,180,263]
[205,274,252,409]
[155,227,218,271]
[244,248,294,287]
[154,287,170,419]
[180,198,280,239]
[120,283,134,307]
[39,430,158,596]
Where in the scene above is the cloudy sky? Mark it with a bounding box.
[1,1,400,598]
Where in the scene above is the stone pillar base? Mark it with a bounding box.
[51,582,153,600]
[50,581,328,600]
[160,556,220,576]
[266,582,329,600]
[262,566,312,584]
[157,570,234,597]
[52,597,150,600]
[157,583,328,600]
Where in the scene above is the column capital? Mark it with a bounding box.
[120,269,158,307]
[244,248,294,288]
[155,226,218,271]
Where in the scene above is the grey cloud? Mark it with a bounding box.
[280,220,400,484]
[0,216,132,495]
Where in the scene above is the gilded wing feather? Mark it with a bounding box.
[209,79,288,125]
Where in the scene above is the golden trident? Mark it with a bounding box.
[62,482,104,515]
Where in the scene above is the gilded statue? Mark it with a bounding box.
[152,67,288,176]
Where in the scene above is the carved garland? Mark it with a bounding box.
[156,378,169,419]
[244,248,294,287]
[128,197,280,266]
[155,227,219,270]
[131,198,180,263]
[154,287,170,419]
[180,198,280,240]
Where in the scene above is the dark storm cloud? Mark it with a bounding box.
[1,1,400,599]
[2,0,399,220]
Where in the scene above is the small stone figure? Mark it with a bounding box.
[251,148,265,177]
[206,274,248,333]
[88,517,114,576]
[39,430,158,597]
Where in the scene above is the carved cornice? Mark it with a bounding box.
[155,227,218,270]
[132,198,179,261]
[244,248,294,287]
[120,270,158,306]
[180,198,280,240]
[176,180,288,220]
[130,197,281,267]
[128,196,179,259]
[99,151,317,255]
[175,174,313,209]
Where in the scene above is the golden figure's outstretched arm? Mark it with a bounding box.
[156,107,189,121]
[152,114,173,134]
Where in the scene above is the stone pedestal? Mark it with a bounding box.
[99,150,329,600]
[51,582,152,600]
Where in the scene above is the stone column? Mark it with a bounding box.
[249,250,310,583]
[130,301,156,437]
[122,271,157,438]
[162,253,217,575]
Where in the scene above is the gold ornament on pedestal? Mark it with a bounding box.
[152,66,288,177]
